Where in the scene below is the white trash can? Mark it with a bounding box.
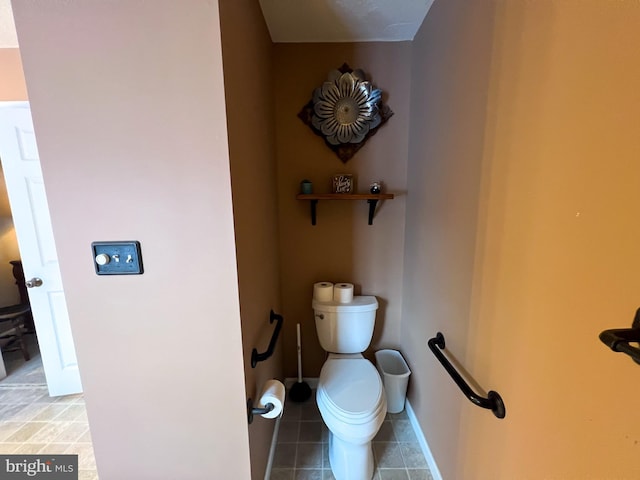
[375,349,411,414]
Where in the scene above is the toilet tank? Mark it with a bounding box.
[312,296,379,353]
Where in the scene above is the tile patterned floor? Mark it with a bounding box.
[3,344,430,480]
[271,391,433,480]
[0,351,98,480]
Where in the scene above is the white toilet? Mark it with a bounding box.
[313,295,387,480]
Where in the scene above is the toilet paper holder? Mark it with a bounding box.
[246,397,275,424]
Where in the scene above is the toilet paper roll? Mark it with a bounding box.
[258,379,286,419]
[333,283,354,303]
[313,282,334,302]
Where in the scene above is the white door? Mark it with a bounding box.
[0,102,82,396]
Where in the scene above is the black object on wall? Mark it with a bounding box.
[428,332,506,419]
[251,310,283,368]
[599,307,640,365]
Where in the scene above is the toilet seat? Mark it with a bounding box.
[317,357,386,425]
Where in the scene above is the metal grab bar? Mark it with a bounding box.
[428,332,506,419]
[599,308,640,365]
[251,310,283,368]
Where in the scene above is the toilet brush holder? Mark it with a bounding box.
[289,323,311,402]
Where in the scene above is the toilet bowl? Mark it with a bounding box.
[317,354,387,480]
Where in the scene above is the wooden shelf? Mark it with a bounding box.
[296,193,395,225]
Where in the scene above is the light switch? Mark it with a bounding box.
[92,241,143,275]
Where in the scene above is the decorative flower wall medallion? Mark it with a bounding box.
[298,64,393,163]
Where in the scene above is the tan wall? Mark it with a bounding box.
[406,0,640,478]
[11,2,251,479]
[0,48,26,305]
[402,1,495,478]
[274,42,411,377]
[219,1,281,478]
[0,48,27,101]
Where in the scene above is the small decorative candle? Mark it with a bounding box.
[300,180,313,194]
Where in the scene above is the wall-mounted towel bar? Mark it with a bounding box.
[428,332,506,419]
[251,310,283,368]
[599,307,640,364]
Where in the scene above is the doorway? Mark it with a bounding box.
[0,168,41,381]
[0,103,82,396]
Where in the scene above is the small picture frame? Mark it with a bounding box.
[332,174,354,194]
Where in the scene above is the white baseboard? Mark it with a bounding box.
[405,399,443,480]
[263,416,281,480]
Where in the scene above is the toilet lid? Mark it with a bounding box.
[318,358,383,417]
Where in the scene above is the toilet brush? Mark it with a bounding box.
[289,323,312,402]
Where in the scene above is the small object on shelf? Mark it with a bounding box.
[300,179,313,194]
[332,174,354,194]
[289,323,312,402]
[369,181,382,194]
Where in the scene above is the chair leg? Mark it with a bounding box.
[13,317,30,362]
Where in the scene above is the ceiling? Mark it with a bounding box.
[0,0,434,48]
[259,0,434,42]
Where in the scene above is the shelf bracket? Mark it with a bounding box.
[367,199,379,225]
[310,199,318,226]
[296,193,394,226]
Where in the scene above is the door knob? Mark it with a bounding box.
[26,277,43,288]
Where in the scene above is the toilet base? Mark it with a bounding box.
[328,431,374,480]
